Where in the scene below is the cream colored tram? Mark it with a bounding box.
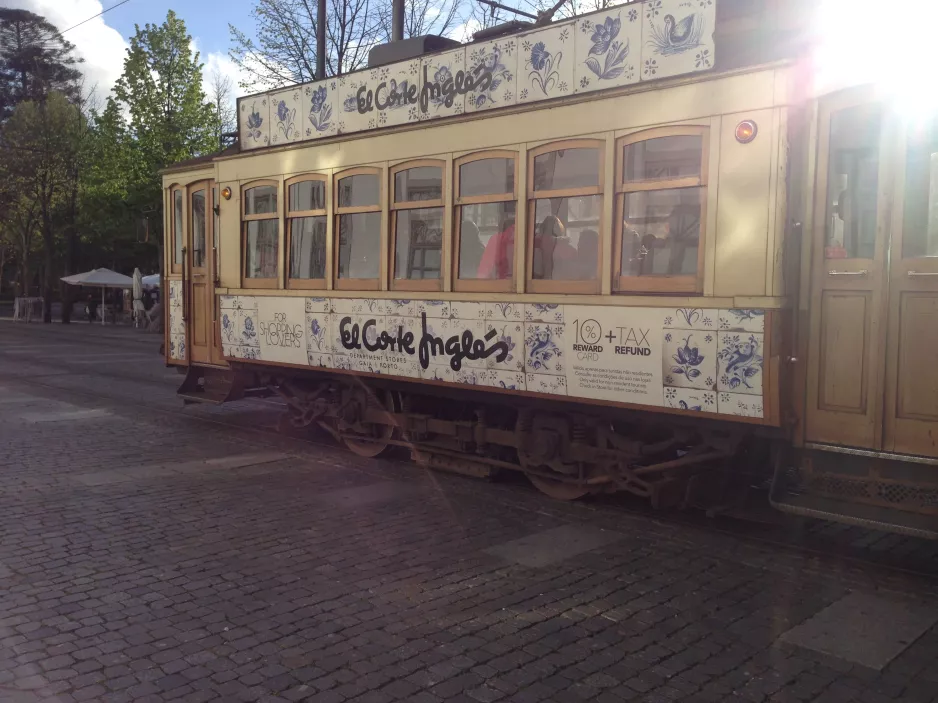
[161,0,938,535]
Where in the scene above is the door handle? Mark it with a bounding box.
[907,271,938,277]
[828,269,868,276]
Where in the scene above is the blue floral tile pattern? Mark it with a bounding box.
[420,49,466,119]
[526,373,567,396]
[465,38,518,113]
[641,0,715,80]
[663,332,716,390]
[718,308,765,333]
[524,322,565,375]
[269,88,302,145]
[663,308,718,331]
[486,322,523,372]
[304,79,337,139]
[517,25,574,104]
[523,303,564,324]
[377,60,421,128]
[335,76,369,134]
[575,8,641,93]
[485,302,523,322]
[663,387,716,413]
[238,97,269,149]
[716,332,763,395]
[718,393,763,418]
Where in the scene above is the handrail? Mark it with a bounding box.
[181,246,188,323]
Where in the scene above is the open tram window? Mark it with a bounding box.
[242,181,280,288]
[334,168,381,290]
[453,151,517,292]
[527,140,603,294]
[286,175,328,289]
[171,188,184,273]
[614,127,708,293]
[390,160,444,291]
[824,104,881,260]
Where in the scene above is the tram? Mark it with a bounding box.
[161,0,938,536]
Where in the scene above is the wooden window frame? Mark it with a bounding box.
[285,174,328,290]
[187,182,210,272]
[333,166,382,291]
[452,150,518,293]
[389,159,445,292]
[526,139,604,295]
[613,125,709,294]
[170,186,183,274]
[241,179,280,290]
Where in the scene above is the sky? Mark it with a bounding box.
[0,0,259,103]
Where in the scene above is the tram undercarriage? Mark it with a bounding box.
[246,367,762,509]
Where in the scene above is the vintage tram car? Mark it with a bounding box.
[162,0,938,536]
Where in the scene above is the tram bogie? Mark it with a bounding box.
[161,0,938,537]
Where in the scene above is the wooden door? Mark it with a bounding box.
[187,182,213,364]
[884,121,938,456]
[805,93,891,449]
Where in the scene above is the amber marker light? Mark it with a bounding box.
[735,120,757,144]
[221,186,232,200]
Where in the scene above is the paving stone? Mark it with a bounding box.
[1,325,938,703]
[779,593,938,671]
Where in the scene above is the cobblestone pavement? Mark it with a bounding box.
[1,321,937,703]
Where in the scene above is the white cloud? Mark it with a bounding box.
[447,18,481,43]
[191,38,260,98]
[0,0,129,101]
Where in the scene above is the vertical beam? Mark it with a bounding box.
[392,0,405,42]
[317,0,327,79]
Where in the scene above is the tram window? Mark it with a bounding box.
[190,190,206,268]
[623,135,702,182]
[391,162,444,290]
[244,185,277,214]
[454,153,517,292]
[824,104,881,260]
[286,176,327,288]
[334,169,381,290]
[614,128,708,293]
[531,196,601,282]
[172,189,183,270]
[621,188,704,277]
[902,124,938,258]
[527,141,603,294]
[242,182,280,286]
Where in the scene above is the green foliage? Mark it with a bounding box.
[113,10,217,217]
[0,8,83,122]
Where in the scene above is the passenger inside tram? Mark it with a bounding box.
[476,218,515,279]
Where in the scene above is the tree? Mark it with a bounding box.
[375,0,462,44]
[113,11,216,232]
[228,0,465,88]
[229,0,379,87]
[0,92,83,321]
[0,8,83,121]
[208,69,237,150]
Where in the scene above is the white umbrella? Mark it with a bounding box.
[141,274,160,289]
[132,268,143,301]
[132,269,145,328]
[61,268,135,326]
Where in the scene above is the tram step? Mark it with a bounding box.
[770,493,938,540]
[176,365,246,405]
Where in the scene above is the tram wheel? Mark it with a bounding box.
[527,474,591,501]
[341,387,400,458]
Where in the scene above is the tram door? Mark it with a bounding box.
[883,122,938,455]
[186,181,216,365]
[806,90,938,457]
